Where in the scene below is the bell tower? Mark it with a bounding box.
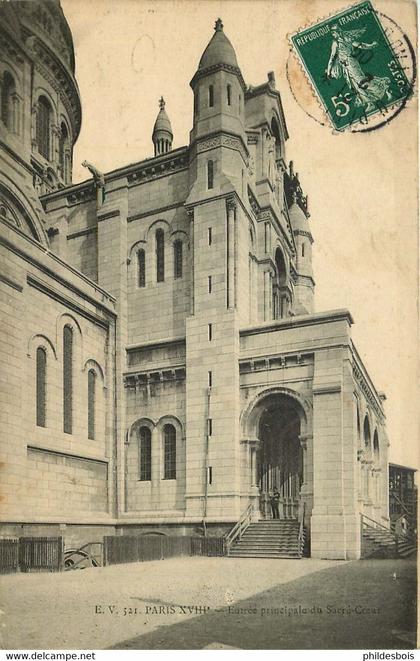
[184,20,252,524]
[189,18,246,144]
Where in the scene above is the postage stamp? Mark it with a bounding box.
[290,0,414,131]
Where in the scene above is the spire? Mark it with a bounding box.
[214,17,223,31]
[152,96,173,156]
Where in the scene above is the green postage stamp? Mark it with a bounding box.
[290,0,413,131]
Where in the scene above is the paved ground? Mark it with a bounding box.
[0,557,416,649]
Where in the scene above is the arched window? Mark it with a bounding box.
[137,249,146,287]
[270,116,283,160]
[227,84,231,106]
[163,424,176,479]
[356,405,361,441]
[156,229,165,282]
[174,240,183,279]
[208,85,214,107]
[373,429,379,460]
[275,248,287,287]
[1,72,15,131]
[36,347,47,427]
[37,96,51,160]
[363,416,371,451]
[88,369,96,440]
[139,426,152,481]
[274,248,287,319]
[59,122,69,182]
[63,325,73,434]
[207,160,214,190]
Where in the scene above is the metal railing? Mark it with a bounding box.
[298,501,306,558]
[225,504,254,555]
[361,513,391,533]
[361,513,417,557]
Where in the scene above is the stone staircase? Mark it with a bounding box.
[362,523,417,559]
[228,519,303,559]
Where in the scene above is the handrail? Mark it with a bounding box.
[361,513,391,533]
[361,513,416,545]
[391,493,413,518]
[225,504,254,554]
[298,501,306,558]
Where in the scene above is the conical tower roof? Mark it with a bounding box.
[152,97,173,138]
[198,18,239,70]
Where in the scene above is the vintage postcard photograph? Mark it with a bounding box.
[0,0,418,652]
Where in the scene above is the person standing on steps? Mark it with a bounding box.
[270,486,280,519]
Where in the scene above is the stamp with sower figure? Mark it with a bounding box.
[289,0,414,131]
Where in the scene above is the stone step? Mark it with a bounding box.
[229,552,300,559]
[234,544,299,551]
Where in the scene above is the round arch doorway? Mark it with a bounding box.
[257,398,303,519]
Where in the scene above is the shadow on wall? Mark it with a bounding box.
[110,559,416,650]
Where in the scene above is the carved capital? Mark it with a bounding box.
[186,207,194,222]
[298,433,312,450]
[226,196,237,213]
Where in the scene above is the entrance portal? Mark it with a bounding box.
[258,399,303,519]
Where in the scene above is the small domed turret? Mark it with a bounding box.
[198,18,239,70]
[152,97,173,156]
[189,19,246,144]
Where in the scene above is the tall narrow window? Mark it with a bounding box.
[138,249,146,287]
[139,426,152,481]
[208,227,212,245]
[194,88,199,115]
[59,122,69,182]
[156,229,165,282]
[207,160,214,190]
[163,424,176,479]
[36,347,46,427]
[207,418,213,436]
[88,369,96,440]
[208,85,214,107]
[63,325,73,434]
[227,84,231,106]
[301,243,305,257]
[208,323,212,341]
[36,96,51,160]
[208,370,212,387]
[208,275,212,293]
[174,240,183,279]
[1,72,15,131]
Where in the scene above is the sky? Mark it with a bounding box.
[61,0,418,469]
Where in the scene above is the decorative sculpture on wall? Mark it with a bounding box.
[82,160,105,206]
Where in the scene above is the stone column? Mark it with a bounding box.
[263,270,272,321]
[187,208,194,315]
[31,103,38,151]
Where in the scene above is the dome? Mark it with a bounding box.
[152,97,173,138]
[289,201,311,235]
[198,18,239,70]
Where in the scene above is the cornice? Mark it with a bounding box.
[192,131,249,165]
[190,62,246,91]
[27,274,111,329]
[240,309,354,337]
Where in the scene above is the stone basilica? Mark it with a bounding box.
[0,1,389,559]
